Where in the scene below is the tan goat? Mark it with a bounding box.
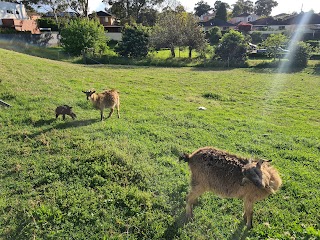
[180,147,282,229]
[82,89,120,121]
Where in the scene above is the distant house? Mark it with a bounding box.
[199,18,236,32]
[0,1,39,34]
[91,11,122,41]
[250,12,320,38]
[42,11,79,18]
[230,13,260,24]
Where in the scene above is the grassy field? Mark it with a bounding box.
[1,48,320,239]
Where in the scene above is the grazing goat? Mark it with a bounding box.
[82,89,120,121]
[55,105,77,120]
[180,147,282,229]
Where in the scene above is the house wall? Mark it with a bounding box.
[99,16,115,26]
[2,19,40,34]
[0,31,59,47]
[252,24,320,34]
[230,14,259,24]
[0,1,28,25]
[203,25,236,32]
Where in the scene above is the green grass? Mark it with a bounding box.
[1,48,320,239]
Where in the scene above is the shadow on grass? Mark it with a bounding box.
[162,212,188,239]
[28,118,99,138]
[312,63,320,75]
[229,222,249,240]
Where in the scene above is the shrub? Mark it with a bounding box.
[60,18,108,56]
[250,31,263,44]
[206,26,222,46]
[290,41,312,68]
[215,29,248,66]
[115,24,149,58]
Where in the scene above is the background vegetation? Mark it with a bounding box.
[1,48,320,239]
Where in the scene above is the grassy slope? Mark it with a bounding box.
[0,48,320,239]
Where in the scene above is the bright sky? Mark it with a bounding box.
[89,0,320,16]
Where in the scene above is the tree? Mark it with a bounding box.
[104,0,164,25]
[213,1,230,13]
[250,31,263,44]
[182,13,207,58]
[150,10,184,57]
[115,24,149,58]
[232,4,242,17]
[263,33,287,60]
[39,0,68,25]
[60,18,108,55]
[215,29,248,65]
[232,0,254,17]
[67,0,89,17]
[194,1,212,17]
[215,2,227,21]
[206,26,222,45]
[254,0,278,16]
[4,0,40,11]
[137,8,158,26]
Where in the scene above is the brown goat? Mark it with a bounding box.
[82,89,120,121]
[180,147,282,229]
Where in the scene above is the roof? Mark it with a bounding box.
[283,12,320,25]
[95,11,113,17]
[250,17,286,25]
[43,12,78,17]
[250,13,320,26]
[199,18,235,27]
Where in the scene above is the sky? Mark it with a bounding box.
[88,0,320,16]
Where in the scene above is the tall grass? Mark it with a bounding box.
[1,48,320,239]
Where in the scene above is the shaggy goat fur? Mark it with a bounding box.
[82,89,120,121]
[180,147,282,229]
[55,105,76,120]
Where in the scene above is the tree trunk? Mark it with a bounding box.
[170,46,175,58]
[189,47,193,58]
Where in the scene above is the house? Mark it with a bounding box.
[0,1,28,25]
[199,18,236,32]
[250,16,286,33]
[250,12,320,39]
[229,13,260,24]
[91,11,122,41]
[0,1,40,34]
[42,11,79,18]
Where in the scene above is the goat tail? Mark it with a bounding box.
[179,153,190,162]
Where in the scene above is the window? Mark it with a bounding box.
[279,26,285,30]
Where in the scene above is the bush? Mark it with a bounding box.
[115,24,149,58]
[60,18,108,56]
[215,29,248,66]
[250,31,263,44]
[290,41,312,68]
[206,26,222,46]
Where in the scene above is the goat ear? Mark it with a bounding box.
[256,159,264,169]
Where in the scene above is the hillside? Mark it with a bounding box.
[0,48,319,239]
